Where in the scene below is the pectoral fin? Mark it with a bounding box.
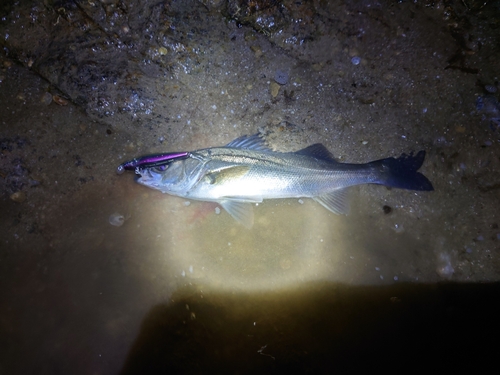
[219,200,254,229]
[205,166,251,185]
[313,188,350,215]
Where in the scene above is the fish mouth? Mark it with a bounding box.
[134,167,152,182]
[134,168,164,190]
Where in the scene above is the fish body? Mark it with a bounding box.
[122,134,433,228]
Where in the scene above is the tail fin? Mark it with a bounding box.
[370,151,434,191]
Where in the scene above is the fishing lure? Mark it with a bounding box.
[116,152,189,174]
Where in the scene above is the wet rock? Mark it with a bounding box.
[0,0,174,126]
[225,0,287,34]
[198,0,226,10]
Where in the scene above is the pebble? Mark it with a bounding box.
[436,252,454,278]
[298,199,304,204]
[251,45,263,58]
[476,96,484,110]
[476,95,500,113]
[393,223,404,233]
[484,84,497,93]
[280,258,292,270]
[270,81,280,98]
[10,191,26,203]
[215,207,221,214]
[312,62,324,71]
[351,56,361,65]
[41,92,52,105]
[52,95,69,106]
[109,213,125,227]
[274,69,289,85]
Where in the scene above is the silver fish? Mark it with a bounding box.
[120,134,433,228]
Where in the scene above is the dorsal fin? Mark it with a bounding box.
[294,143,337,162]
[225,134,272,151]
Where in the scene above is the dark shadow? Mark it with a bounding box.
[120,282,500,374]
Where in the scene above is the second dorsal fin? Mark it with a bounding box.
[294,143,337,162]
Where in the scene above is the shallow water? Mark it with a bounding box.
[1,0,500,373]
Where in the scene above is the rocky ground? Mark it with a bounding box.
[1,0,499,373]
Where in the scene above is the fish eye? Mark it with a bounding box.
[152,164,168,172]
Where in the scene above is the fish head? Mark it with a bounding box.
[135,157,202,196]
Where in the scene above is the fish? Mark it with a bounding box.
[118,134,433,228]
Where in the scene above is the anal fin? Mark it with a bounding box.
[312,188,350,215]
